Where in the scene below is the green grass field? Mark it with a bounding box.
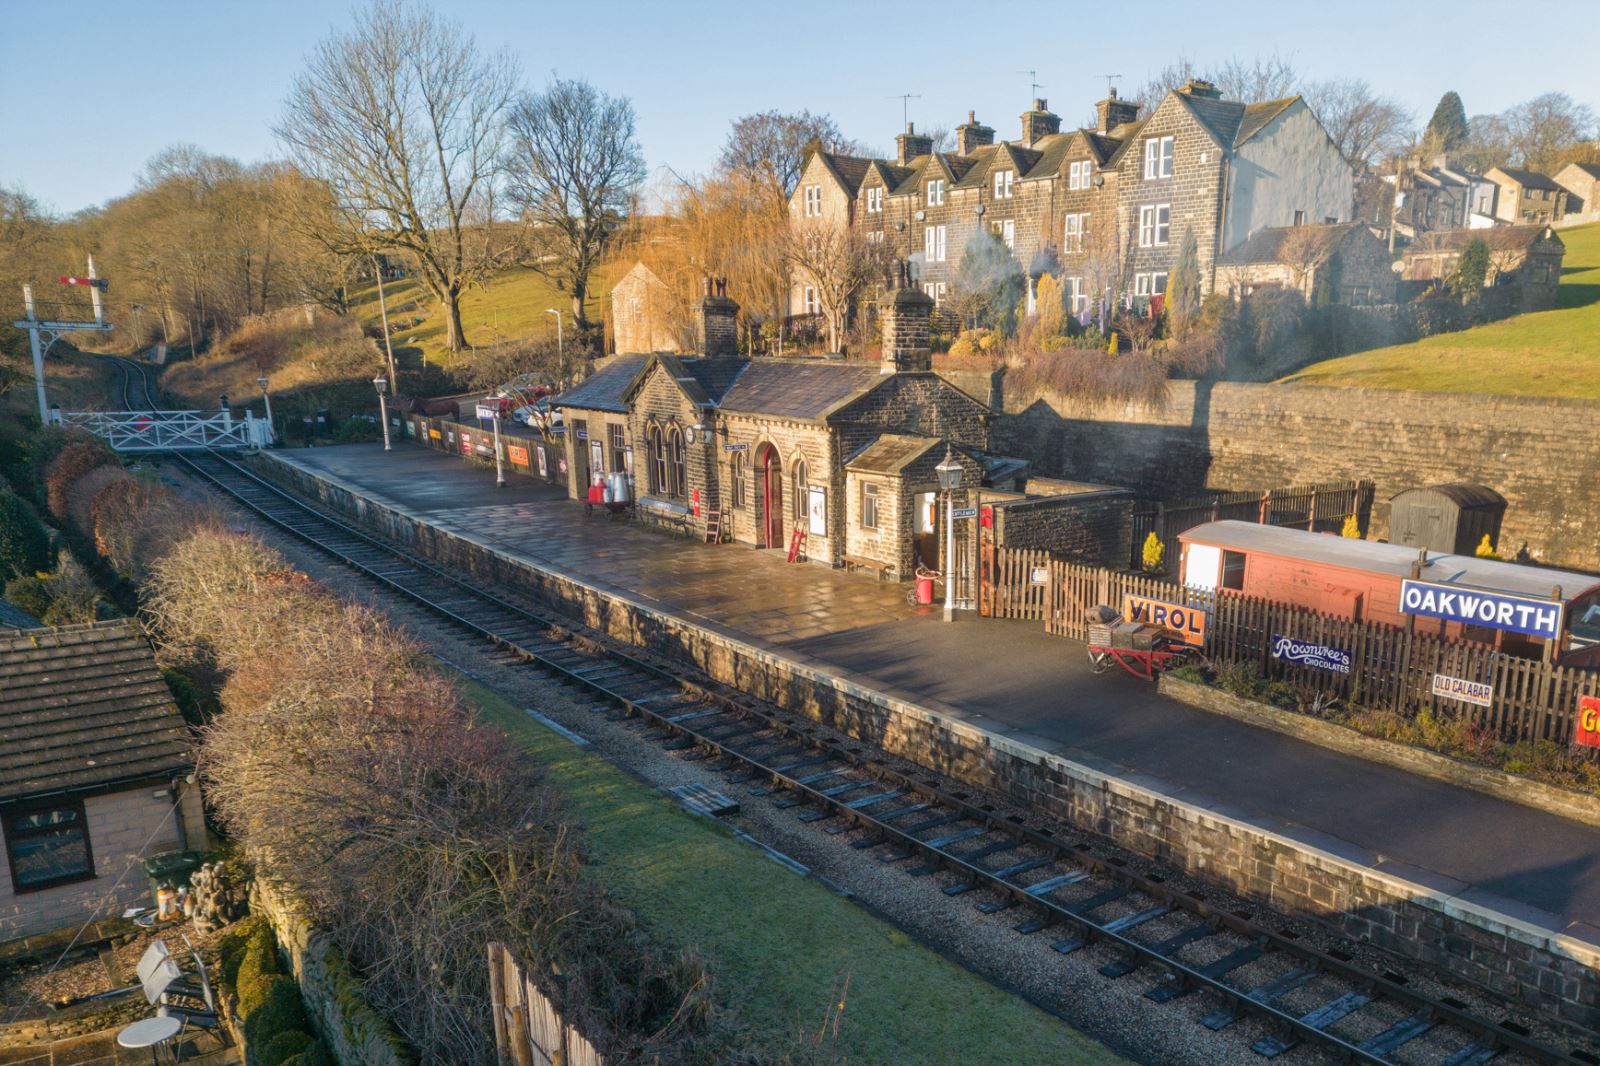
[1279,222,1600,398]
[462,677,1125,1064]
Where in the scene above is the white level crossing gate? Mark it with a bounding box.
[51,409,274,452]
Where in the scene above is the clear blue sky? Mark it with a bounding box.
[2,0,1597,215]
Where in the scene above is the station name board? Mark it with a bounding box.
[1122,593,1207,647]
[1399,579,1563,640]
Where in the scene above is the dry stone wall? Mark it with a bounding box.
[994,379,1600,571]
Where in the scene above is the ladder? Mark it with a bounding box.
[787,527,807,563]
[703,507,722,544]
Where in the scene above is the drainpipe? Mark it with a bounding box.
[1213,156,1232,293]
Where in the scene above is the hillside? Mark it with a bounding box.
[1279,223,1600,398]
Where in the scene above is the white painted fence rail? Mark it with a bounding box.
[51,409,273,451]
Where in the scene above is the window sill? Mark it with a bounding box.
[10,870,97,895]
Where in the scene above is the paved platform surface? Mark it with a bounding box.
[271,443,1600,929]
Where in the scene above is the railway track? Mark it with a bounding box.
[174,448,1592,1066]
[107,353,161,411]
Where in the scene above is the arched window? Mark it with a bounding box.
[729,452,745,509]
[648,424,665,496]
[666,425,686,499]
[792,459,808,521]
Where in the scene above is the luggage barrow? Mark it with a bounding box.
[1084,607,1195,681]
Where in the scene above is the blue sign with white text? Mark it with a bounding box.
[1399,579,1563,640]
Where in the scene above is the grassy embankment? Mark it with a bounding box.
[461,676,1125,1065]
[1280,222,1600,398]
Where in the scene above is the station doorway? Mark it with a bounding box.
[758,443,784,549]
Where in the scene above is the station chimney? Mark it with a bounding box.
[879,261,934,375]
[696,276,740,357]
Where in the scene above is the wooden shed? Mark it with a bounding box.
[1178,520,1600,665]
[1388,484,1506,556]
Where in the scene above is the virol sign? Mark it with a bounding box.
[1399,579,1562,640]
[1122,593,1207,646]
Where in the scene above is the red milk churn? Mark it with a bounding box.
[914,567,937,605]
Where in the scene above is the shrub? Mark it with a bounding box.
[947,329,992,359]
[235,923,283,1019]
[64,463,130,535]
[262,1030,316,1066]
[1141,532,1165,573]
[332,416,381,443]
[0,488,52,583]
[281,1041,335,1066]
[1475,534,1500,559]
[1341,514,1362,539]
[44,441,118,521]
[245,979,309,1052]
[4,574,53,618]
[218,916,265,991]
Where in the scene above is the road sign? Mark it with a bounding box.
[952,507,977,519]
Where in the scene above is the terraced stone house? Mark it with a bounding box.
[789,80,1354,320]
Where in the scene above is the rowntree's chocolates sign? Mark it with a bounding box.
[1399,580,1563,641]
[1271,635,1352,674]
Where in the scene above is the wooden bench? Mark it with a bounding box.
[842,554,896,581]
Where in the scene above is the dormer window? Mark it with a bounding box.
[1068,160,1091,190]
[866,187,883,212]
[1143,136,1174,180]
[994,169,1015,199]
[927,178,945,206]
[803,184,822,217]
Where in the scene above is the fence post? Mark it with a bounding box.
[488,943,511,1066]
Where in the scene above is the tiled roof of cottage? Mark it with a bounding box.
[815,152,875,192]
[956,142,1040,190]
[647,355,748,408]
[1495,166,1563,192]
[1409,224,1562,253]
[1177,94,1298,149]
[554,354,650,413]
[0,600,42,631]
[0,619,193,802]
[1217,222,1363,266]
[846,433,940,475]
[718,360,886,421]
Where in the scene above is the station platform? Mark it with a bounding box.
[266,443,1600,933]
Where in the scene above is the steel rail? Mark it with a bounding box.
[177,448,1586,1066]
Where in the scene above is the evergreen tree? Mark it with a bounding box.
[1453,238,1489,300]
[1035,273,1066,341]
[0,487,51,585]
[951,230,1025,335]
[1165,228,1202,337]
[1425,92,1470,154]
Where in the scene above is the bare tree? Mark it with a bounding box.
[1211,54,1300,103]
[1278,225,1340,295]
[719,110,849,200]
[781,223,889,352]
[1302,79,1412,172]
[1503,92,1598,174]
[277,0,516,353]
[505,77,646,342]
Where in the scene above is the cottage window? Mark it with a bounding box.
[992,219,1015,248]
[793,460,809,522]
[729,452,746,508]
[1065,276,1086,313]
[861,482,880,529]
[867,230,884,244]
[608,424,627,473]
[803,184,822,217]
[1151,272,1169,295]
[666,425,686,499]
[4,801,94,893]
[927,179,945,205]
[1068,160,1090,190]
[1293,210,1306,226]
[994,169,1015,199]
[866,187,883,212]
[1064,212,1089,252]
[1138,204,1170,247]
[923,282,946,304]
[803,286,820,315]
[1143,136,1174,180]
[924,224,947,262]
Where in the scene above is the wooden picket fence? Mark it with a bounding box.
[1129,480,1374,574]
[984,550,1600,747]
[488,942,605,1066]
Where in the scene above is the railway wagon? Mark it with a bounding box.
[1178,520,1600,666]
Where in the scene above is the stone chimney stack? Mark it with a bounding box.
[879,261,934,375]
[1177,78,1224,100]
[1020,98,1061,147]
[955,111,995,155]
[1095,88,1140,134]
[695,276,739,357]
[896,122,934,165]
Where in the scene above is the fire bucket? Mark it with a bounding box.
[915,567,937,605]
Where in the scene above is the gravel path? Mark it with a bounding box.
[172,463,1564,1066]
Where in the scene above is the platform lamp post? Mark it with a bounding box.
[257,376,273,442]
[935,446,963,623]
[545,308,563,385]
[488,398,507,488]
[373,375,392,451]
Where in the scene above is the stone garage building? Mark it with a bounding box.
[1,620,206,942]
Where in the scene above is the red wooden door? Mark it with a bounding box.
[760,445,783,548]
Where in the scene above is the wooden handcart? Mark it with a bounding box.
[1085,606,1194,681]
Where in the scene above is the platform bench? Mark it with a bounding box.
[842,554,896,582]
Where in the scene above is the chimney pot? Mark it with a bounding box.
[879,261,934,374]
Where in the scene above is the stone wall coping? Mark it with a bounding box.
[261,451,1600,976]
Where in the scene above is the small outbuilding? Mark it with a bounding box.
[1388,484,1507,556]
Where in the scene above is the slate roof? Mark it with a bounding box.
[1177,94,1299,149]
[645,355,748,408]
[0,600,42,631]
[554,354,650,413]
[1495,166,1563,192]
[1216,222,1364,267]
[846,434,940,475]
[1562,162,1600,181]
[1410,225,1561,253]
[717,361,887,421]
[0,619,193,802]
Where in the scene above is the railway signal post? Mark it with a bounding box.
[12,258,114,421]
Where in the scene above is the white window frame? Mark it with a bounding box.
[927,178,945,205]
[866,186,883,213]
[866,230,884,244]
[802,286,820,315]
[992,219,1015,248]
[1064,212,1089,253]
[994,169,1015,199]
[923,281,946,304]
[925,224,946,262]
[861,481,880,529]
[1151,271,1169,296]
[1143,136,1173,180]
[1068,160,1089,190]
[1065,276,1086,313]
[1134,273,1151,296]
[803,184,822,217]
[1138,204,1170,248]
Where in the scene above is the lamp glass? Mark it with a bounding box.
[935,448,963,491]
[373,376,388,396]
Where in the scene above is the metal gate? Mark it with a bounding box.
[52,409,273,452]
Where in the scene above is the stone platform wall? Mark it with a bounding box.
[993,379,1600,572]
[256,452,1600,1032]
